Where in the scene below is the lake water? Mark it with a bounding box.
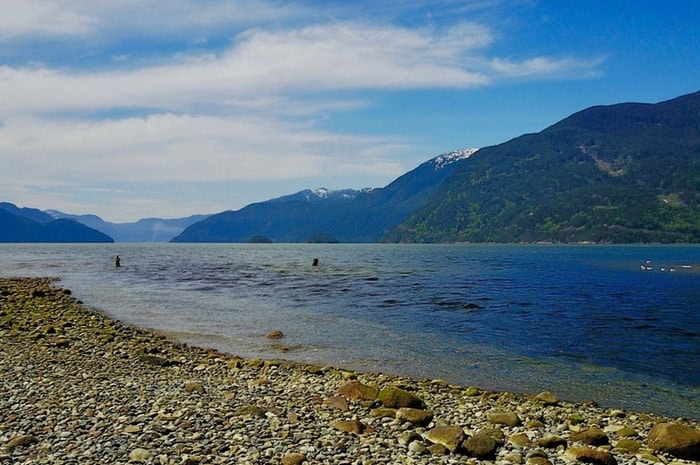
[1,243,698,419]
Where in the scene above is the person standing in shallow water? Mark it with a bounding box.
[115,255,121,267]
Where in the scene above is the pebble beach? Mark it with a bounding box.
[1,277,699,465]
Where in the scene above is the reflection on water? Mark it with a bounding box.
[1,243,698,419]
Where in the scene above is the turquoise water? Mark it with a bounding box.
[1,243,698,419]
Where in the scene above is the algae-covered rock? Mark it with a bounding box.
[648,423,700,460]
[613,438,640,453]
[378,387,425,409]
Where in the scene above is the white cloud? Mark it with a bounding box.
[0,21,497,118]
[0,114,405,185]
[488,56,606,79]
[0,0,306,40]
[0,0,97,39]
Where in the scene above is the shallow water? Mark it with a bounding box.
[1,243,698,419]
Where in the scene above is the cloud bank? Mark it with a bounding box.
[0,0,605,221]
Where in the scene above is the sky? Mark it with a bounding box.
[0,0,698,222]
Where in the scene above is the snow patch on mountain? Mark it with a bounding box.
[431,148,479,170]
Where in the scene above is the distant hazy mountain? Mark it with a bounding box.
[267,187,375,204]
[46,210,210,242]
[171,148,478,243]
[0,202,55,223]
[0,208,114,243]
[386,91,700,243]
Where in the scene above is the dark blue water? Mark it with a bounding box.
[1,243,698,419]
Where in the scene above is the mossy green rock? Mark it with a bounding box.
[378,387,425,409]
[648,423,700,460]
[465,386,481,396]
[616,427,638,438]
[614,439,640,453]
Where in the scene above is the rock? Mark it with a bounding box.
[266,330,284,339]
[566,446,617,465]
[408,440,428,455]
[510,433,533,448]
[370,407,397,418]
[5,434,38,449]
[333,419,364,435]
[527,457,553,465]
[533,391,559,406]
[648,423,700,460]
[464,432,498,458]
[338,380,379,401]
[185,381,205,394]
[527,419,545,429]
[613,439,640,453]
[281,452,306,465]
[323,396,349,411]
[128,448,153,462]
[465,386,481,396]
[504,451,524,464]
[378,387,425,409]
[424,425,465,453]
[615,427,638,437]
[571,428,609,446]
[428,443,449,455]
[538,434,567,449]
[488,411,521,427]
[396,408,433,426]
[236,405,267,418]
[398,431,423,447]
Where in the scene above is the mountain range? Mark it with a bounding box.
[2,90,698,244]
[171,148,478,243]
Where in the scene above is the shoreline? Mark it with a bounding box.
[1,277,698,464]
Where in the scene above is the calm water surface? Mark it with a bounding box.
[1,243,698,419]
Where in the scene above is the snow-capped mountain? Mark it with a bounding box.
[430,148,479,170]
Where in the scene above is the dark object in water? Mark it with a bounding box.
[115,255,121,267]
[312,258,319,266]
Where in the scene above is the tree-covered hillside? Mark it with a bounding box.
[385,91,700,243]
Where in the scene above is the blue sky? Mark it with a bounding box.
[1,0,698,222]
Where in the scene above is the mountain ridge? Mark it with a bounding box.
[385,91,700,243]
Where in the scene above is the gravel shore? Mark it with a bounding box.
[1,277,698,465]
